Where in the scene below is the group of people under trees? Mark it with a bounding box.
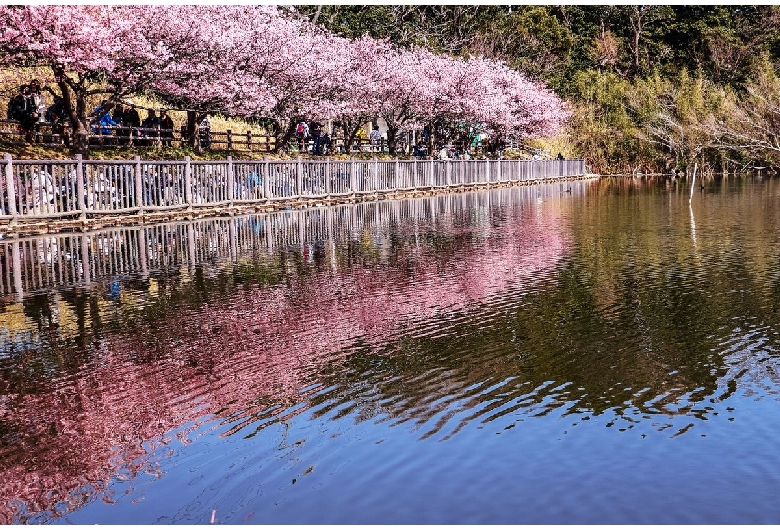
[8,83,532,158]
[5,80,183,147]
[6,80,61,144]
[295,121,389,155]
[295,120,332,155]
[89,100,175,146]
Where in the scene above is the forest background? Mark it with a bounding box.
[298,5,780,175]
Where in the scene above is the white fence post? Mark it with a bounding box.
[184,156,193,208]
[75,154,86,219]
[263,156,270,201]
[373,157,379,192]
[227,155,235,204]
[134,155,144,213]
[297,156,303,198]
[350,157,356,194]
[325,157,331,196]
[3,154,17,218]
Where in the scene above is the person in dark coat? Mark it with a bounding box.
[158,109,174,147]
[113,102,141,146]
[319,132,331,155]
[42,94,68,146]
[140,110,160,146]
[8,84,39,143]
[413,140,428,159]
[310,121,323,155]
[124,103,141,145]
[112,103,127,143]
[45,95,66,124]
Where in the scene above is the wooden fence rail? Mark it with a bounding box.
[0,154,587,227]
[0,118,394,153]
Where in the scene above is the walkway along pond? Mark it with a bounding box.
[0,155,587,234]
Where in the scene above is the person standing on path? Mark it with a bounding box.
[369,125,383,152]
[141,110,161,146]
[9,84,40,144]
[123,102,141,145]
[296,121,309,152]
[159,109,174,147]
[28,79,47,124]
[310,121,323,155]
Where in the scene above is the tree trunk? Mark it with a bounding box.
[56,74,90,156]
[427,120,436,155]
[274,119,297,154]
[71,123,90,155]
[386,125,400,156]
[338,116,370,154]
[50,64,97,156]
[628,6,643,76]
[186,110,205,152]
[345,123,363,154]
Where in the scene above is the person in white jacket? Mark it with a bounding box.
[29,79,47,124]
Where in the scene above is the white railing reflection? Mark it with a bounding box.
[0,180,591,300]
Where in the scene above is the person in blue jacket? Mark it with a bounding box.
[91,100,117,143]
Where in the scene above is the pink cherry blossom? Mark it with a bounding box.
[0,6,570,153]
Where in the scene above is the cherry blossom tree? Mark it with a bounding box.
[251,25,348,153]
[146,5,283,150]
[354,44,570,155]
[0,5,570,156]
[368,45,434,155]
[0,6,173,153]
[460,56,571,140]
[148,5,350,153]
[325,35,388,153]
[413,52,482,151]
[0,5,308,153]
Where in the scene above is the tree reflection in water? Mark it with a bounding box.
[0,183,582,522]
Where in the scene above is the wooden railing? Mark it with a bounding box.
[0,118,395,153]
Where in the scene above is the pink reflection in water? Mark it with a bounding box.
[0,199,571,522]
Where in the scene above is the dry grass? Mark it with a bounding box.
[0,66,54,101]
[526,128,576,159]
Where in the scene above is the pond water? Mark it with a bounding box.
[2,176,780,524]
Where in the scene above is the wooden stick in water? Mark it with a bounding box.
[689,163,698,203]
